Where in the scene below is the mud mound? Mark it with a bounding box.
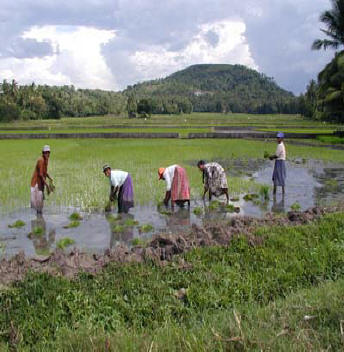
[0,206,341,286]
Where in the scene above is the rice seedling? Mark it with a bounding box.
[243,193,259,201]
[139,224,154,232]
[124,218,139,226]
[131,238,147,247]
[208,200,220,210]
[290,202,301,211]
[63,221,80,229]
[28,226,44,237]
[56,237,75,249]
[112,225,125,233]
[69,212,83,221]
[8,220,25,228]
[193,207,203,216]
[259,185,270,201]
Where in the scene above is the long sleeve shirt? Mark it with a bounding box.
[31,156,48,191]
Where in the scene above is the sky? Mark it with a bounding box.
[0,0,336,94]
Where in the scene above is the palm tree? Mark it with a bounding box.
[312,0,344,50]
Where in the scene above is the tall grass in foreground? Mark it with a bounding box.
[0,213,344,350]
[1,138,344,211]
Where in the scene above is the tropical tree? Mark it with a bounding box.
[312,0,344,50]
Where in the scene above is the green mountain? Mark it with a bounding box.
[126,64,298,114]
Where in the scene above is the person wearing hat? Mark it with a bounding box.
[30,145,53,214]
[158,165,190,208]
[103,165,134,213]
[269,132,286,195]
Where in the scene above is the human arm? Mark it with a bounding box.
[109,186,119,201]
[163,191,171,206]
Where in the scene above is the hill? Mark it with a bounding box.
[126,64,298,114]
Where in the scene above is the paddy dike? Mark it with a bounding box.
[0,204,342,287]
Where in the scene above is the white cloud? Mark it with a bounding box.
[0,25,116,89]
[131,20,257,82]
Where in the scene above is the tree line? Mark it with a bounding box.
[302,0,344,123]
[0,81,126,122]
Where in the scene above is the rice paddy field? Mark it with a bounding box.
[1,113,344,351]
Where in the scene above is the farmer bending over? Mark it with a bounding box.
[197,160,229,203]
[103,165,134,213]
[158,165,190,209]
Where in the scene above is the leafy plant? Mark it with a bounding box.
[69,212,83,221]
[63,221,80,229]
[193,207,203,216]
[8,220,25,228]
[259,185,270,201]
[290,202,301,211]
[56,237,75,249]
[139,224,154,233]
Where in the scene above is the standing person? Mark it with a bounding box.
[103,165,134,213]
[30,145,53,214]
[269,132,286,195]
[197,160,229,203]
[158,165,190,208]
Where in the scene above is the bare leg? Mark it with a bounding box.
[282,186,285,195]
[171,200,175,211]
[223,188,229,203]
[273,185,277,195]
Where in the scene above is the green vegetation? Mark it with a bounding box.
[28,226,44,237]
[302,1,344,122]
[259,185,270,201]
[1,138,344,212]
[139,224,154,233]
[208,200,220,210]
[63,220,80,229]
[112,225,125,233]
[56,237,75,249]
[124,218,139,226]
[128,64,299,114]
[317,135,344,144]
[131,238,147,247]
[243,193,259,201]
[8,220,25,228]
[69,212,83,221]
[290,202,301,211]
[193,206,203,216]
[1,213,344,350]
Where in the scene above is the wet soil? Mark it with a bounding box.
[0,205,343,286]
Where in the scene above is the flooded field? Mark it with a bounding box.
[1,158,343,257]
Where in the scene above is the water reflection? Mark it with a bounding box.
[29,214,55,255]
[106,213,135,248]
[271,195,285,214]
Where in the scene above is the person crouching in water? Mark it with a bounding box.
[158,165,190,209]
[197,160,229,203]
[103,165,134,213]
[30,145,53,214]
[269,132,286,195]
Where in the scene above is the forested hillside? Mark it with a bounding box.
[126,64,299,114]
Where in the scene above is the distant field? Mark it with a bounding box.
[0,113,340,130]
[257,128,335,134]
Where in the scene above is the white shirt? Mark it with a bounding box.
[163,164,177,191]
[109,170,128,188]
[276,142,286,160]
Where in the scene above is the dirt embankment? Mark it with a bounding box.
[0,206,341,286]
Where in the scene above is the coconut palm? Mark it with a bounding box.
[312,0,344,50]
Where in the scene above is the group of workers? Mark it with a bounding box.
[30,132,287,214]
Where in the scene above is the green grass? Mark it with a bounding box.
[63,220,80,229]
[1,138,344,212]
[139,224,154,232]
[0,212,344,350]
[317,135,344,144]
[258,128,335,134]
[0,113,340,129]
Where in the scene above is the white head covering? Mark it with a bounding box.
[42,145,51,152]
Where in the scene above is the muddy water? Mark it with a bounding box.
[1,159,343,257]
